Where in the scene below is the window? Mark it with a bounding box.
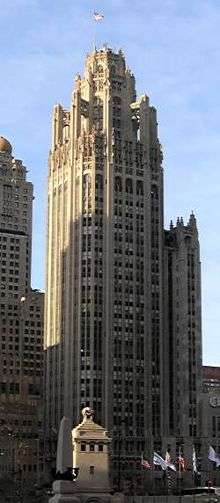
[90,444,95,452]
[1,383,6,393]
[9,383,20,394]
[81,443,86,451]
[89,466,95,475]
[28,384,34,395]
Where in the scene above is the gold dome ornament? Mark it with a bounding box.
[0,136,12,154]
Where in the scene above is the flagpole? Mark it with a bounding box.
[153,455,155,499]
[178,446,181,495]
[92,12,96,51]
[92,10,104,51]
[193,444,195,486]
[193,444,197,487]
[141,452,144,493]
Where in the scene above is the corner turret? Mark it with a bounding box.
[188,210,197,231]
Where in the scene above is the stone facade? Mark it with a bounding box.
[44,47,202,488]
[45,45,163,456]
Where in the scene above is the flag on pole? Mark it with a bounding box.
[177,453,187,471]
[208,446,220,467]
[192,445,198,473]
[165,451,177,472]
[165,451,171,464]
[153,452,168,470]
[141,454,151,470]
[93,11,104,21]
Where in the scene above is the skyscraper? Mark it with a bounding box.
[0,136,44,479]
[45,46,163,438]
[44,47,202,485]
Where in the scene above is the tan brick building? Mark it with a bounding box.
[0,137,44,482]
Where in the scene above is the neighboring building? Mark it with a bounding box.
[0,136,32,299]
[163,217,202,440]
[161,216,203,488]
[201,366,220,486]
[203,366,220,393]
[203,365,220,444]
[0,136,44,480]
[44,47,202,488]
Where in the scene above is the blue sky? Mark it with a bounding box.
[0,0,219,365]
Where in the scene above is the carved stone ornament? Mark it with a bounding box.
[82,407,94,420]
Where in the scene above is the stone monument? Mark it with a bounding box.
[49,408,124,503]
[56,416,73,480]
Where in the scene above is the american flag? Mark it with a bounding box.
[141,455,151,470]
[93,11,104,21]
[153,451,168,470]
[178,454,187,471]
[165,451,176,472]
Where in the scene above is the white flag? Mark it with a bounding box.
[192,445,197,473]
[93,11,104,21]
[153,451,168,470]
[165,451,177,472]
[208,446,220,467]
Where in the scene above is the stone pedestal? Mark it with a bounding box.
[49,480,123,503]
[49,481,80,503]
